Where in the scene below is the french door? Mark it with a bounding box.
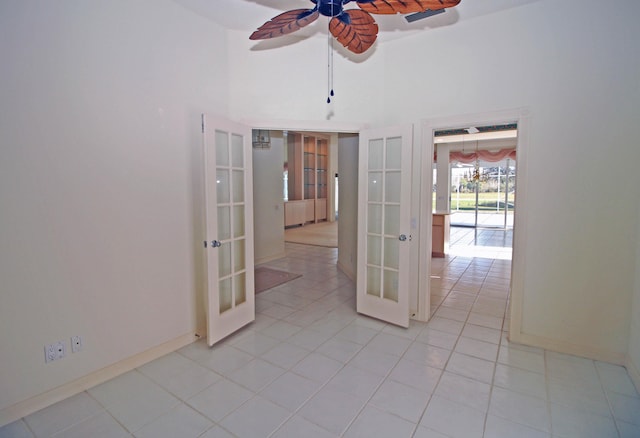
[202,114,255,346]
[357,125,413,327]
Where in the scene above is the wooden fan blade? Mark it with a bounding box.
[250,9,319,40]
[357,0,461,15]
[329,10,378,54]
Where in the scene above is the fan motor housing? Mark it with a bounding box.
[317,0,345,17]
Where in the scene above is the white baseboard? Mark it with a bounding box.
[0,331,200,428]
[625,355,640,395]
[509,330,626,365]
[337,260,356,282]
[255,251,286,266]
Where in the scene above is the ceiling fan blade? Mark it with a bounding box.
[250,9,319,40]
[329,10,378,54]
[357,0,461,15]
[405,8,445,23]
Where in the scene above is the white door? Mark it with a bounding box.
[357,125,413,327]
[203,114,255,346]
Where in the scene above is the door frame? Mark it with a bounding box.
[417,108,530,332]
[246,109,530,337]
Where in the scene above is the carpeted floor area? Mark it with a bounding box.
[284,221,337,248]
[254,266,302,294]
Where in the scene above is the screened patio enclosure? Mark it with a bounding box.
[432,125,517,230]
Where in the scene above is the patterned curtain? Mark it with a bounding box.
[438,148,516,163]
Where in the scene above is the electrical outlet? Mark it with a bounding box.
[44,344,57,363]
[44,341,66,363]
[70,335,83,353]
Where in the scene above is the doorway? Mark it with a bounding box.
[432,124,517,260]
[251,113,529,334]
[419,109,529,332]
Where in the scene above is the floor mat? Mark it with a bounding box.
[254,267,302,294]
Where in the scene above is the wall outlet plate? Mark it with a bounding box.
[44,341,66,363]
[71,335,83,353]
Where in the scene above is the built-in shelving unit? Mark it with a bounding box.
[285,132,329,226]
[315,138,328,221]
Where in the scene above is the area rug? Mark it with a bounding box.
[255,267,302,294]
[284,221,338,248]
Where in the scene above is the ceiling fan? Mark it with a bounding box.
[250,0,462,54]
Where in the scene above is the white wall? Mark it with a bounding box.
[229,0,640,361]
[0,0,228,417]
[407,0,639,360]
[253,131,285,264]
[629,201,640,390]
[337,134,359,281]
[227,29,384,127]
[385,1,640,361]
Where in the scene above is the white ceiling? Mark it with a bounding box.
[172,0,543,43]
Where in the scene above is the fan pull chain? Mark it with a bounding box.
[327,2,335,104]
[327,32,334,103]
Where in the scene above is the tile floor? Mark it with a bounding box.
[2,232,640,437]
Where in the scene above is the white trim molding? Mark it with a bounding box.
[419,108,530,327]
[0,331,200,428]
[509,330,627,366]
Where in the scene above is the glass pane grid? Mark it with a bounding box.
[231,133,244,168]
[365,263,399,273]
[215,131,230,167]
[219,277,232,313]
[217,265,248,279]
[235,272,246,306]
[365,136,402,304]
[214,129,249,316]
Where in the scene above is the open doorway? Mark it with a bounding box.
[431,124,517,260]
[418,110,528,333]
[282,131,338,248]
[427,124,518,334]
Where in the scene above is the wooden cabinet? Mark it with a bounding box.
[432,213,450,257]
[315,199,327,221]
[286,132,329,225]
[284,201,305,227]
[316,139,328,200]
[303,136,316,200]
[284,200,316,227]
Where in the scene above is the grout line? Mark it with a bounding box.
[594,362,624,438]
[544,348,554,437]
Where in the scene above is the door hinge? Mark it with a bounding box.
[201,114,205,133]
[203,240,207,248]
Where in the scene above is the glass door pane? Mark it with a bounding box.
[216,129,248,313]
[365,136,402,304]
